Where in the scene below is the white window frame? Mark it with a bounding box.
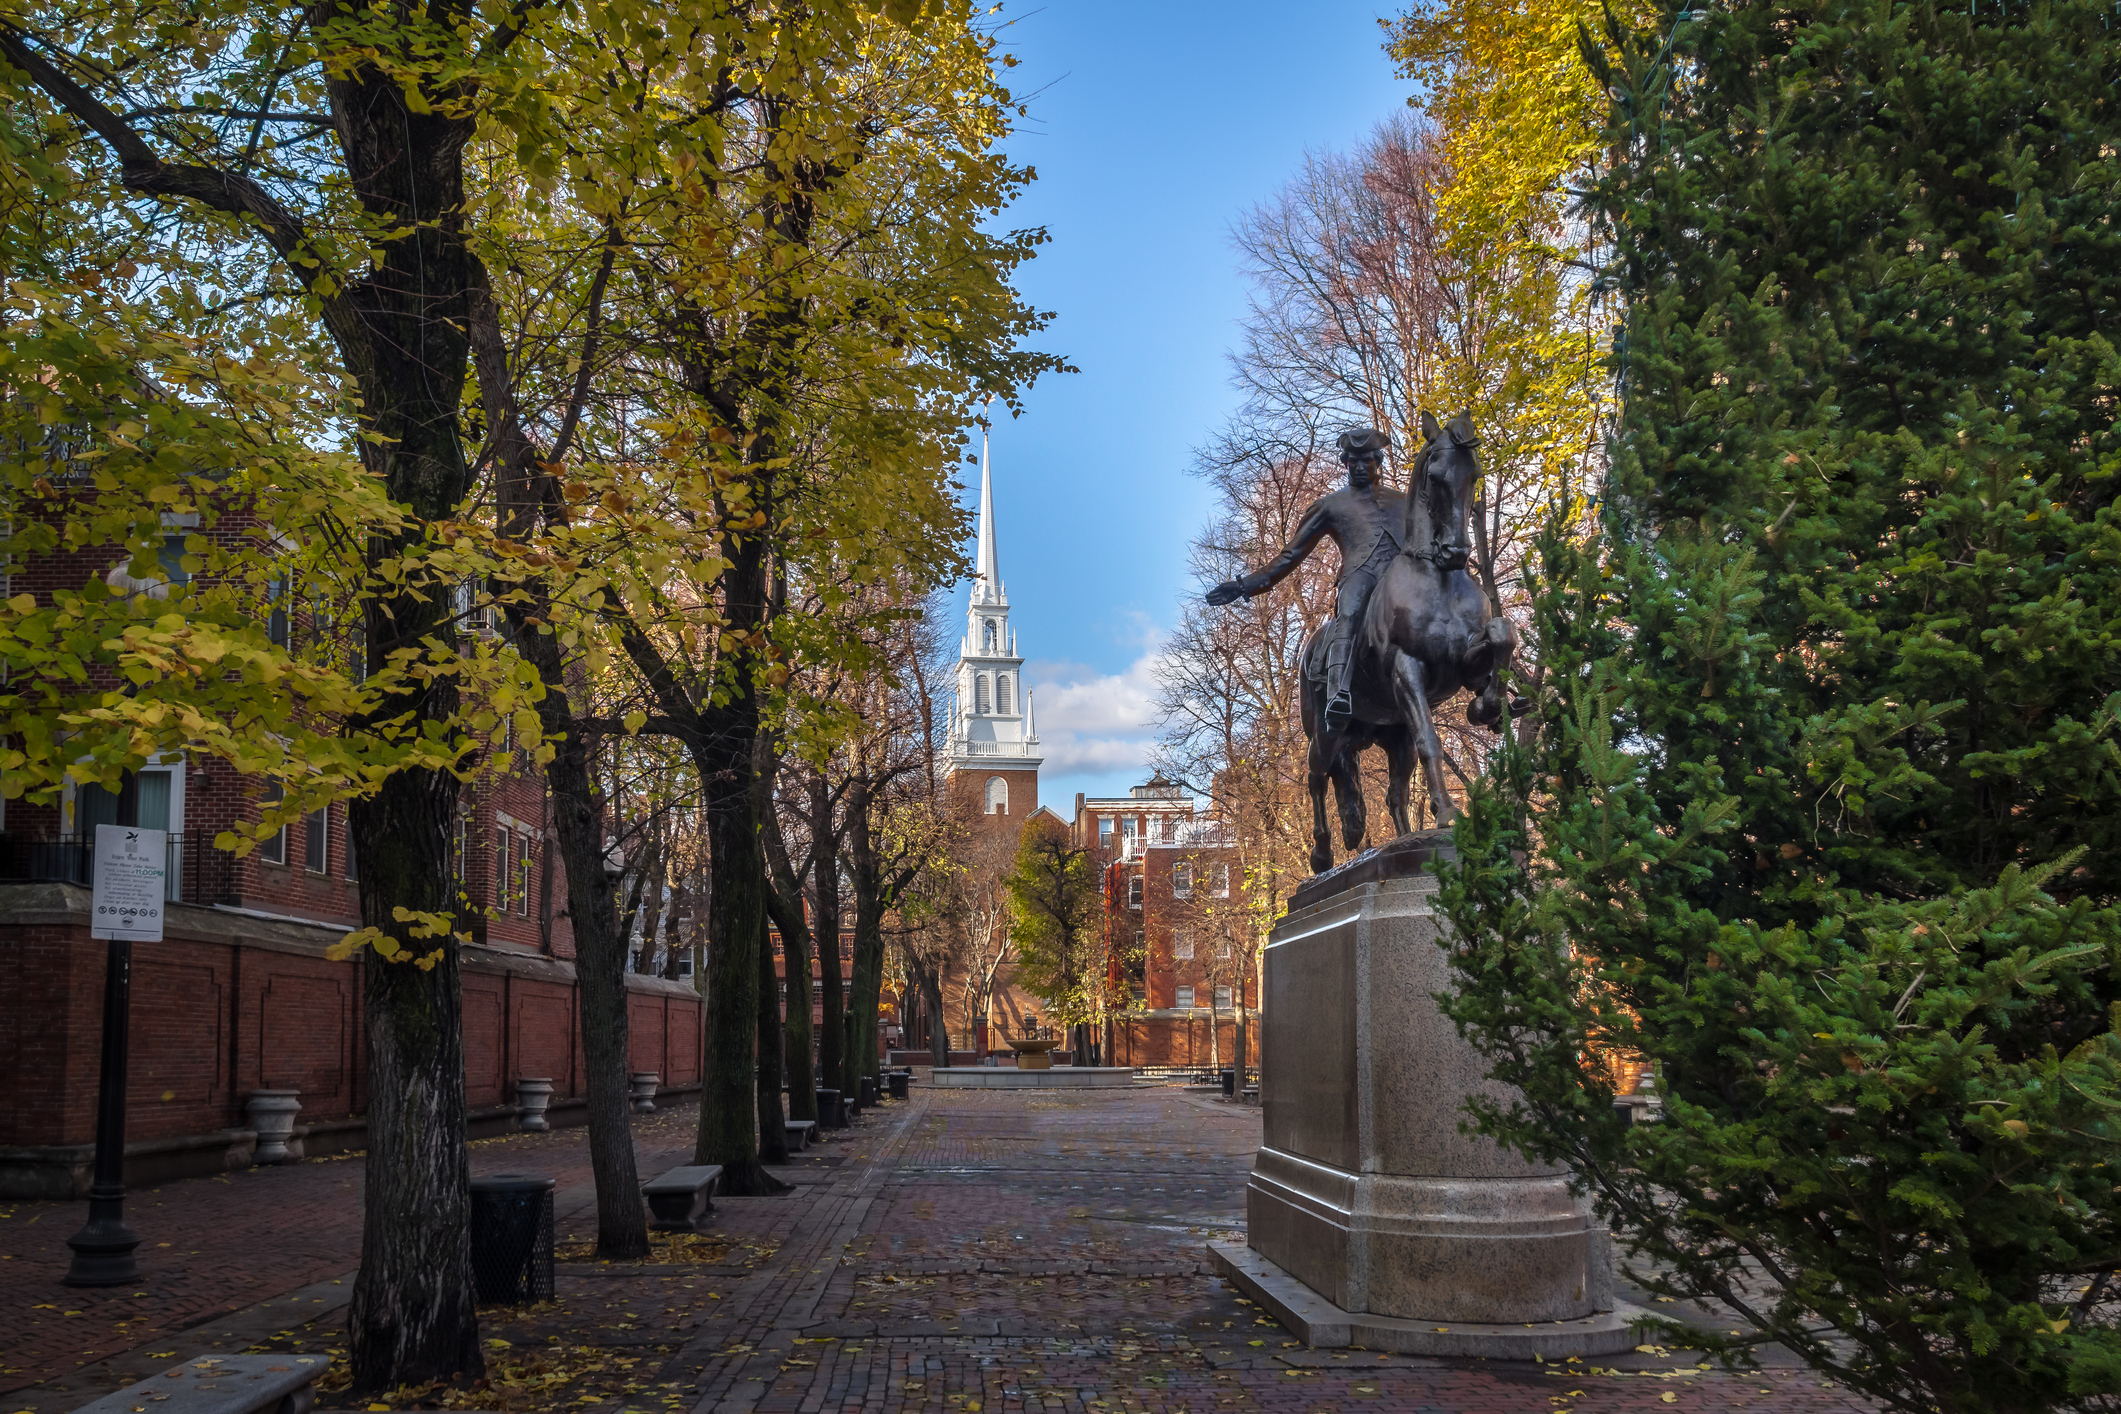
[1172,861,1192,898]
[1173,929,1193,960]
[305,806,329,874]
[259,782,287,865]
[1175,985,1195,1010]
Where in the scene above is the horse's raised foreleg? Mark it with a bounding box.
[1465,616,1519,732]
[1388,652,1457,825]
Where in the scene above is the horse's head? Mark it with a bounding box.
[1407,410,1478,571]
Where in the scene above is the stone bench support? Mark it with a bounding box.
[641,1163,723,1232]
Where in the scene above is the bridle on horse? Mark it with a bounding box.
[1405,428,1477,567]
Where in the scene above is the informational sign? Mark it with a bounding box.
[91,823,167,942]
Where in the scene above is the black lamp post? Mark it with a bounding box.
[65,777,143,1287]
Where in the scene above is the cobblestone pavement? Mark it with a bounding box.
[4,1084,1880,1414]
[0,1104,708,1400]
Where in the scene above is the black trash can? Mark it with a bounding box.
[1221,1069,1236,1097]
[469,1174,555,1304]
[817,1088,845,1128]
[859,1074,878,1108]
[887,1071,909,1101]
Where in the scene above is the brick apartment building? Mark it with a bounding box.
[0,504,702,1199]
[1071,774,1257,1070]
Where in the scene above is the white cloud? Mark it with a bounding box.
[1024,646,1166,777]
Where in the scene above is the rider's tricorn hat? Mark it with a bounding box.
[1336,427,1390,460]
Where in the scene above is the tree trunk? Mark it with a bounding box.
[335,72,486,1386]
[813,775,845,1100]
[755,914,790,1163]
[923,965,950,1068]
[758,797,818,1124]
[845,786,886,1094]
[346,788,481,1390]
[694,722,782,1193]
[540,707,647,1260]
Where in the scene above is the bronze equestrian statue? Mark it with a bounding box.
[1208,413,1521,875]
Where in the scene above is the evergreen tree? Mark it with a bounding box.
[1438,3,2121,1410]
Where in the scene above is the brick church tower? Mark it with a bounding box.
[945,430,1042,820]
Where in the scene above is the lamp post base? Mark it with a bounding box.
[63,1186,141,1286]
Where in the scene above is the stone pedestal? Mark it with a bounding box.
[629,1072,660,1115]
[515,1077,555,1132]
[245,1090,302,1165]
[1219,836,1640,1358]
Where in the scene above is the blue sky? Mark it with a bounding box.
[957,1,1419,813]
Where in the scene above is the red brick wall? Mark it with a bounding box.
[0,889,701,1154]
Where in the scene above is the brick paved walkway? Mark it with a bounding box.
[3,1085,1879,1414]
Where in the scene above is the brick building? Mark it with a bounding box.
[1071,775,1257,1070]
[0,507,702,1199]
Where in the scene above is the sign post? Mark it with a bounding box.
[64,824,165,1286]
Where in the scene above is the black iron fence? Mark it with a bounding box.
[0,833,235,905]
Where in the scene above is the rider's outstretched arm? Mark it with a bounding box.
[1207,500,1332,604]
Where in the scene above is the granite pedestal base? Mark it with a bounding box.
[927,1066,1137,1089]
[1232,836,1639,1357]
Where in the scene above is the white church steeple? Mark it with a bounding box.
[947,425,1041,789]
[973,428,1003,606]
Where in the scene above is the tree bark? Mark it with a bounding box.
[922,964,950,1068]
[759,791,818,1123]
[813,775,846,1102]
[756,914,791,1163]
[845,782,887,1094]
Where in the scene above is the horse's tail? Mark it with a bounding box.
[1297,621,1328,741]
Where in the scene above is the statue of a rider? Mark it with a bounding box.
[1205,427,1401,734]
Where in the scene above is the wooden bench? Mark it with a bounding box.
[74,1353,329,1414]
[783,1119,817,1151]
[641,1163,724,1232]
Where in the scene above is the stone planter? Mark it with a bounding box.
[629,1071,660,1115]
[516,1078,556,1132]
[246,1090,302,1165]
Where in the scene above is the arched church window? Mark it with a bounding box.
[985,776,1009,815]
[983,619,997,651]
[975,674,990,714]
[997,674,1013,715]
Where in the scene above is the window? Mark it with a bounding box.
[1119,816,1136,838]
[268,574,290,648]
[984,776,1008,816]
[1211,862,1230,897]
[1126,874,1142,908]
[1218,933,1233,959]
[1134,929,1145,953]
[997,674,1013,715]
[1159,816,1177,843]
[1172,861,1192,897]
[983,619,997,651]
[259,783,287,864]
[496,826,513,911]
[1215,985,1233,1009]
[1175,985,1195,1010]
[517,833,533,916]
[1098,816,1113,845]
[1173,929,1193,960]
[157,534,191,589]
[305,807,328,873]
[975,674,990,714]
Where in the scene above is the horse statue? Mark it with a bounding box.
[1295,412,1520,874]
